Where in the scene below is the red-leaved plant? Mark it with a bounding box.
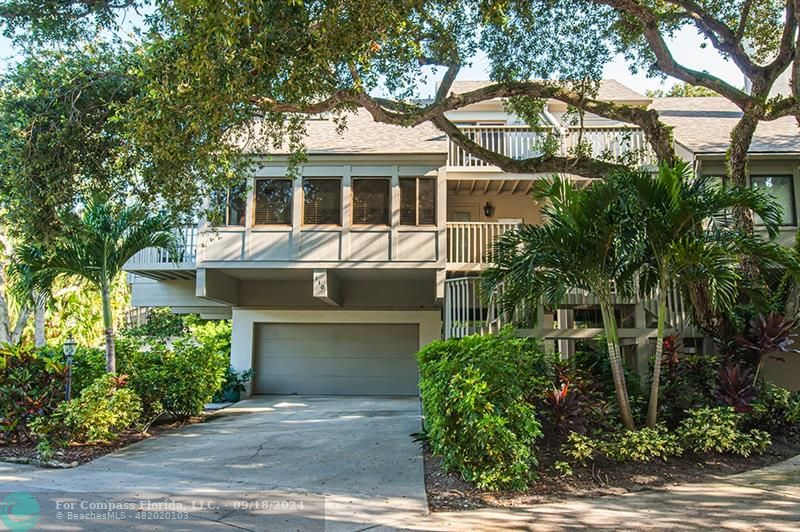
[545,383,588,435]
[714,364,758,413]
[736,312,800,384]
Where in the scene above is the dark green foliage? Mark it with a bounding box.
[677,407,771,457]
[0,45,142,245]
[572,347,646,424]
[220,367,254,395]
[118,336,227,420]
[123,308,187,339]
[746,383,800,436]
[32,374,142,445]
[33,344,106,398]
[69,347,106,397]
[659,353,718,425]
[0,344,66,443]
[417,331,551,490]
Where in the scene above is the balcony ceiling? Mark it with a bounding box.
[447,178,537,196]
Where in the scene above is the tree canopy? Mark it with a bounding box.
[646,82,719,98]
[0,0,798,236]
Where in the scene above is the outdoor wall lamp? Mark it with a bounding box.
[483,202,495,218]
[63,337,77,401]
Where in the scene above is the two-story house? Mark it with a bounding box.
[124,80,800,396]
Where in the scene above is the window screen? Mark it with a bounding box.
[254,179,292,225]
[352,178,390,225]
[303,178,341,225]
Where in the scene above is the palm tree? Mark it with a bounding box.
[7,243,53,346]
[16,197,178,372]
[616,162,791,427]
[484,176,641,430]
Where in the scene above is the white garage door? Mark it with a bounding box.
[253,323,420,395]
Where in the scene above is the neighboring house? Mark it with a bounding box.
[123,80,800,396]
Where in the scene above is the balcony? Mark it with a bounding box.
[447,125,656,170]
[446,222,519,271]
[124,225,198,281]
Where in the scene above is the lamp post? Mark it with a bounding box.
[63,337,77,401]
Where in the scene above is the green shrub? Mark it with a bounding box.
[561,432,598,466]
[678,406,771,457]
[747,383,800,435]
[33,374,142,445]
[70,347,107,396]
[417,331,550,490]
[124,308,187,339]
[562,426,681,465]
[119,337,226,420]
[601,424,683,462]
[0,344,65,443]
[189,319,232,359]
[659,354,718,425]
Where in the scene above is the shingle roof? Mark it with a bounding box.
[260,110,447,155]
[651,97,800,154]
[448,79,651,102]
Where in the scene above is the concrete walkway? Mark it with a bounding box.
[1,396,799,530]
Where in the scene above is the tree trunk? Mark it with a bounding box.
[101,283,116,373]
[34,293,46,347]
[600,299,635,430]
[728,113,760,278]
[646,287,668,428]
[728,129,756,231]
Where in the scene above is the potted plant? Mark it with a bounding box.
[219,367,254,403]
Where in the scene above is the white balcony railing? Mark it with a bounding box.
[447,222,520,268]
[126,225,198,266]
[564,127,656,166]
[447,125,657,169]
[447,126,554,167]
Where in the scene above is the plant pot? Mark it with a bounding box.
[222,388,241,403]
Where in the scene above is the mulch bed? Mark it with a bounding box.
[425,434,800,511]
[0,415,208,467]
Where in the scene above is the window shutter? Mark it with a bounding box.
[352,178,390,225]
[303,178,341,225]
[254,179,293,225]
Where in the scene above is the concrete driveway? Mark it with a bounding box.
[0,395,428,531]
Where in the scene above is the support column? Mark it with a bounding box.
[634,302,651,382]
[313,269,342,306]
[556,309,576,361]
[538,304,555,354]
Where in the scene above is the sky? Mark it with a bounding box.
[0,20,742,97]
[414,25,743,98]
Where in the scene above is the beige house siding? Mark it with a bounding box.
[199,160,447,267]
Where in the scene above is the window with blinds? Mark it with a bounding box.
[254,178,292,225]
[303,178,341,225]
[400,177,436,225]
[352,178,390,225]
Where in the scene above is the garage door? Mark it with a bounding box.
[253,323,420,395]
